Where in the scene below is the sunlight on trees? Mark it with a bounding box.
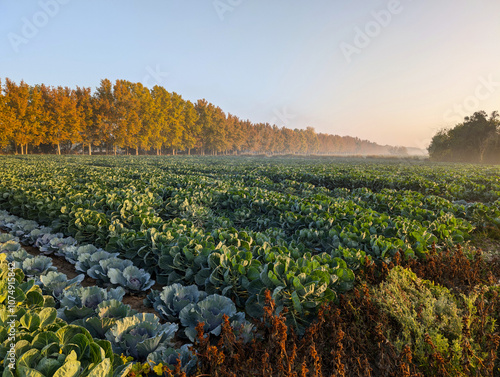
[0,78,410,156]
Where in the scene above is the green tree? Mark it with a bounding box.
[429,111,499,163]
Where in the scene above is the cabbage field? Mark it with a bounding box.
[0,155,499,377]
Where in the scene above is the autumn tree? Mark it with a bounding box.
[3,79,45,154]
[0,79,13,149]
[3,78,30,154]
[166,92,185,155]
[113,80,141,155]
[93,79,116,153]
[195,99,212,155]
[305,126,319,154]
[75,86,95,155]
[239,119,255,153]
[1,77,407,156]
[225,114,244,154]
[272,125,285,154]
[133,82,153,154]
[149,85,170,155]
[42,85,81,154]
[182,100,199,155]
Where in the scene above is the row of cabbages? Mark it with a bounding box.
[0,210,154,293]
[0,253,135,377]
[0,210,255,374]
[0,232,196,373]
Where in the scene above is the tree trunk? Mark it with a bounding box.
[136,146,139,156]
[89,144,92,156]
[114,145,117,155]
[187,148,191,155]
[57,143,61,155]
[20,144,24,155]
[172,149,176,156]
[25,144,28,154]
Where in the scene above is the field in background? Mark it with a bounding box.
[0,155,499,376]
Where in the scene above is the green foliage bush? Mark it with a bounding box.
[371,266,497,375]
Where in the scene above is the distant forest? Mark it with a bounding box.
[0,78,408,156]
[428,111,500,164]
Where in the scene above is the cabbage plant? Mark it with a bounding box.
[87,257,133,284]
[144,289,161,308]
[39,236,76,254]
[59,286,126,321]
[155,283,207,322]
[61,243,101,264]
[4,248,31,270]
[0,214,19,229]
[106,313,178,361]
[231,318,255,344]
[97,299,138,319]
[60,285,126,309]
[34,232,64,249]
[26,226,53,244]
[73,299,137,338]
[40,271,85,299]
[75,250,120,273]
[22,255,55,276]
[8,218,39,240]
[179,294,246,342]
[0,239,21,254]
[0,233,18,243]
[108,265,155,292]
[0,210,14,225]
[147,344,197,375]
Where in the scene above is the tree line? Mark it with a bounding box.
[428,111,500,163]
[0,78,397,156]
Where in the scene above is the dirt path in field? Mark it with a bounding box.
[1,229,158,316]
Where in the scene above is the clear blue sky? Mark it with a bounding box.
[1,0,499,149]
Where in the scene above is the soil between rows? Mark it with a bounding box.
[1,229,158,315]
